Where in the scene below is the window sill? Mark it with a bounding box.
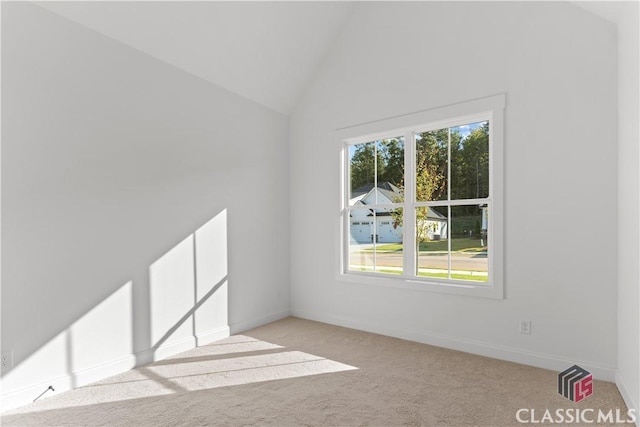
[337,271,504,299]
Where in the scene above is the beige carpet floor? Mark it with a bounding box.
[1,317,629,426]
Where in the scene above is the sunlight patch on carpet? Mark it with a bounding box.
[11,336,358,412]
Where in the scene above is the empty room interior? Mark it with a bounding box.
[1,1,639,425]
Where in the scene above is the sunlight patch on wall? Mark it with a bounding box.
[149,209,228,353]
[0,281,134,409]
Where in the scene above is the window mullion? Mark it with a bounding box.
[372,211,377,272]
[403,131,416,278]
[447,127,452,280]
[374,142,378,204]
[343,147,349,274]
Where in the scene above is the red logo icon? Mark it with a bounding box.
[558,365,593,402]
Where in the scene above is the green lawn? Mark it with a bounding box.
[371,238,486,253]
[418,271,488,282]
[351,267,487,282]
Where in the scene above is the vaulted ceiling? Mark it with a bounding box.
[36,1,623,115]
[36,1,355,115]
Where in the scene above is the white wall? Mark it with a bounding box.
[290,1,619,380]
[616,0,640,416]
[1,2,289,410]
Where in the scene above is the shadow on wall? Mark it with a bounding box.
[1,209,230,411]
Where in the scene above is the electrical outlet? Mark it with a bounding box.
[1,350,13,371]
[519,320,531,335]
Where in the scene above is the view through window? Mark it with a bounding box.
[342,96,504,292]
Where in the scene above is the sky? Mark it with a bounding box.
[453,121,486,139]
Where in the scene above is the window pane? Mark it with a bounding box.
[348,209,403,275]
[348,210,375,272]
[416,129,448,202]
[374,207,403,275]
[450,205,488,282]
[349,142,376,206]
[416,206,449,279]
[349,137,404,206]
[451,121,489,200]
[377,137,405,203]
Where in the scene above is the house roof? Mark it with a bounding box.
[423,207,446,221]
[350,182,445,221]
[351,182,403,202]
[362,207,445,221]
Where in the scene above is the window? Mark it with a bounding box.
[339,95,504,298]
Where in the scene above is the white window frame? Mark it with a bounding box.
[337,94,505,299]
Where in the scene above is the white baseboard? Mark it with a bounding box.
[616,370,640,426]
[136,325,229,365]
[229,310,290,335]
[1,326,230,413]
[0,353,137,413]
[291,309,617,382]
[135,335,198,366]
[196,326,231,346]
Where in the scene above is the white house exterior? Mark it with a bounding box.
[349,182,447,244]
